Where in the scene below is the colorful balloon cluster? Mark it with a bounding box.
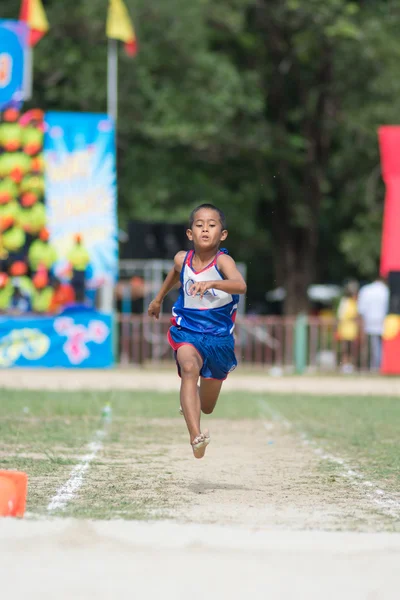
[0,108,59,314]
[0,108,45,204]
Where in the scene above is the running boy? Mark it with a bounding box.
[148,204,247,459]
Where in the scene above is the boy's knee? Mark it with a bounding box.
[180,360,199,378]
[201,406,214,415]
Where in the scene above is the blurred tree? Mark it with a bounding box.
[241,0,400,311]
[3,0,400,311]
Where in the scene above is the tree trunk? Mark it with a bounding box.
[280,228,317,315]
[270,162,321,315]
[253,2,333,314]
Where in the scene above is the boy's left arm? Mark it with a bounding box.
[189,255,247,298]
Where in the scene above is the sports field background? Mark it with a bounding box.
[2,369,400,599]
[1,369,400,527]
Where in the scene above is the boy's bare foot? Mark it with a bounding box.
[191,430,210,459]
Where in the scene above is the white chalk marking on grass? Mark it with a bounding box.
[47,428,106,513]
[259,399,400,519]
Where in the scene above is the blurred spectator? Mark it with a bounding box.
[31,270,53,314]
[358,276,389,371]
[336,280,359,373]
[9,260,33,298]
[49,277,75,314]
[28,227,57,273]
[9,284,31,315]
[83,263,102,308]
[67,234,90,302]
[0,272,13,312]
[129,275,147,314]
[115,274,152,314]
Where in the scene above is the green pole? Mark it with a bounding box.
[113,310,118,366]
[294,313,308,374]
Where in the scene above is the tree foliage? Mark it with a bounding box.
[2,0,400,311]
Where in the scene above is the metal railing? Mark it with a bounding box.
[117,314,378,373]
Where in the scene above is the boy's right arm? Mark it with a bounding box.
[148,251,186,319]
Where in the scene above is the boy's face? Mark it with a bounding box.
[187,208,227,250]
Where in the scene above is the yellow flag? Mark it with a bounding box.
[20,0,49,46]
[106,0,138,56]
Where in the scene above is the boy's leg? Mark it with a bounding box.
[176,345,203,442]
[199,378,223,414]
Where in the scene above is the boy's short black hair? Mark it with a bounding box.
[189,204,227,229]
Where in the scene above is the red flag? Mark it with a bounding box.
[19,0,49,47]
[124,39,138,57]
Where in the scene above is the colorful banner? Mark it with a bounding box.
[378,126,400,374]
[44,112,118,284]
[0,20,28,111]
[0,307,114,368]
[378,126,400,277]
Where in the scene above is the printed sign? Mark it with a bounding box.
[0,20,28,111]
[44,112,118,284]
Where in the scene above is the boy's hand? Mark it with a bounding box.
[148,299,162,319]
[189,281,212,299]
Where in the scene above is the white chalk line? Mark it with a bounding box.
[47,425,108,513]
[259,399,400,519]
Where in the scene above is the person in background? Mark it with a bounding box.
[336,280,359,374]
[31,270,53,314]
[82,262,98,308]
[49,277,75,314]
[67,233,90,302]
[115,274,149,315]
[9,283,31,315]
[0,272,13,313]
[358,275,389,371]
[28,227,57,274]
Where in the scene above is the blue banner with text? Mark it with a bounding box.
[44,112,118,286]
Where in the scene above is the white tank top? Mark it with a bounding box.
[171,250,239,336]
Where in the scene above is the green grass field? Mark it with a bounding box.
[267,394,400,491]
[0,388,399,520]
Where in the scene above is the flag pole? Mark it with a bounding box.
[107,38,118,122]
[23,45,33,101]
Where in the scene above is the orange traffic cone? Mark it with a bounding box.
[0,471,28,517]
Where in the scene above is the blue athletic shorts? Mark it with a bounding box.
[167,326,237,381]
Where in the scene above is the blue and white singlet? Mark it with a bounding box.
[171,249,239,336]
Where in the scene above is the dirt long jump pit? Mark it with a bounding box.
[2,519,400,599]
[1,368,400,599]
